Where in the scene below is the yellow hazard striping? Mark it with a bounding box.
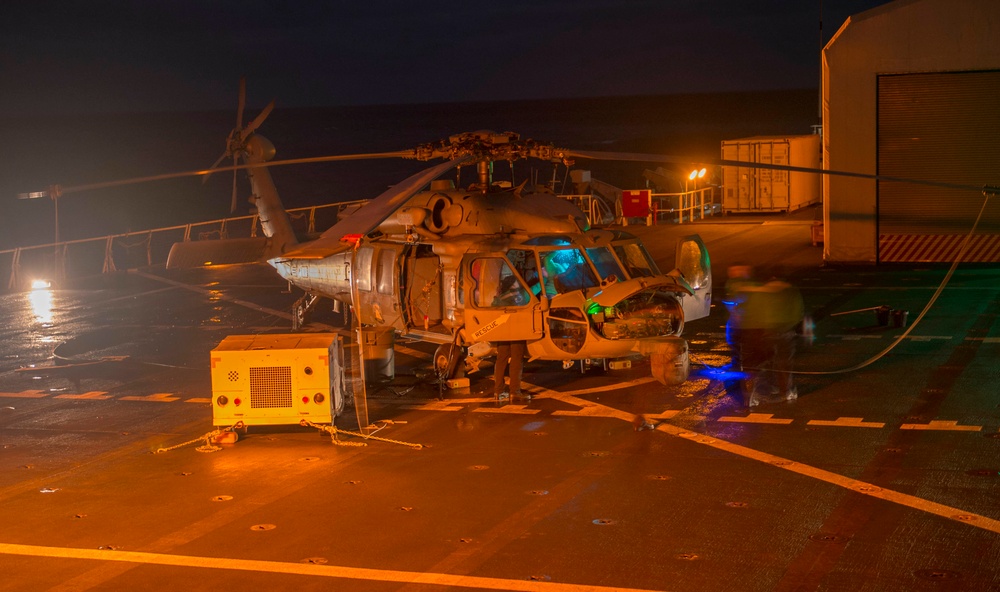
[0,542,664,592]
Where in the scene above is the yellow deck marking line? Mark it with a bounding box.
[0,390,49,398]
[184,397,212,404]
[0,542,664,592]
[718,413,794,425]
[535,388,1000,536]
[119,393,180,403]
[901,420,982,432]
[473,405,540,415]
[807,417,885,428]
[54,391,112,400]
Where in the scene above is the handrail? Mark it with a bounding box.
[2,199,368,291]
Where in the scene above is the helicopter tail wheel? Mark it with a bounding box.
[292,293,319,330]
[433,343,466,381]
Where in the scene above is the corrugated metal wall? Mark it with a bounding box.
[877,70,1000,262]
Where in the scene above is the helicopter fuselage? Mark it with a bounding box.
[269,185,712,384]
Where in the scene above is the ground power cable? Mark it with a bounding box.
[696,187,994,378]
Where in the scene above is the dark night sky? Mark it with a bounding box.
[1,0,890,114]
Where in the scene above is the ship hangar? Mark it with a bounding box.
[822,0,1000,264]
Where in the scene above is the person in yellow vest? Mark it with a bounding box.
[725,266,804,407]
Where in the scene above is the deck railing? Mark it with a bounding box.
[2,200,367,292]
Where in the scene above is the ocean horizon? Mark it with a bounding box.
[0,88,821,250]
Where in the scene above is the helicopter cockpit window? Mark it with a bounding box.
[376,249,395,295]
[470,257,531,308]
[539,248,599,295]
[506,249,542,297]
[356,247,374,292]
[585,247,626,283]
[613,243,658,278]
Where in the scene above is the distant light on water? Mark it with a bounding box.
[31,279,51,290]
[29,285,54,325]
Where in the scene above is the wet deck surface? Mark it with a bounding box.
[2,213,999,591]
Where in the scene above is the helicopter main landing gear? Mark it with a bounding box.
[433,343,467,381]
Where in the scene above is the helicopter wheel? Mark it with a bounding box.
[292,295,314,330]
[433,344,466,381]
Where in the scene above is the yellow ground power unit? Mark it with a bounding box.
[210,333,346,427]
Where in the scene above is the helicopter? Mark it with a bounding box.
[163,87,713,387]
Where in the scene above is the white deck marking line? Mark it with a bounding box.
[718,413,794,425]
[536,388,1000,536]
[101,286,178,304]
[900,420,982,432]
[904,336,953,341]
[135,271,434,360]
[807,417,885,428]
[827,335,885,340]
[134,271,294,321]
[394,344,433,360]
[967,337,1000,343]
[0,542,664,592]
[542,377,658,398]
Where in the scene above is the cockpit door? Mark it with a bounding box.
[462,254,543,343]
[675,234,712,322]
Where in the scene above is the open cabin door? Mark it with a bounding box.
[675,234,712,322]
[355,244,407,331]
[462,253,543,343]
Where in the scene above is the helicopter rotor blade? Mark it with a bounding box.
[230,155,239,213]
[562,149,988,193]
[202,148,231,184]
[282,155,474,259]
[29,150,419,197]
[235,77,246,131]
[244,100,275,137]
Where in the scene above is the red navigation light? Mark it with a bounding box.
[340,234,362,245]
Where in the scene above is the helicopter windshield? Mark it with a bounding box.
[613,242,659,278]
[585,247,626,283]
[539,248,599,295]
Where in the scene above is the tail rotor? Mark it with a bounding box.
[205,77,275,213]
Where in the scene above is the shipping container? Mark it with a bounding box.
[721,135,820,213]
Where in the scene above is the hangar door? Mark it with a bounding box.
[877,70,1000,262]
